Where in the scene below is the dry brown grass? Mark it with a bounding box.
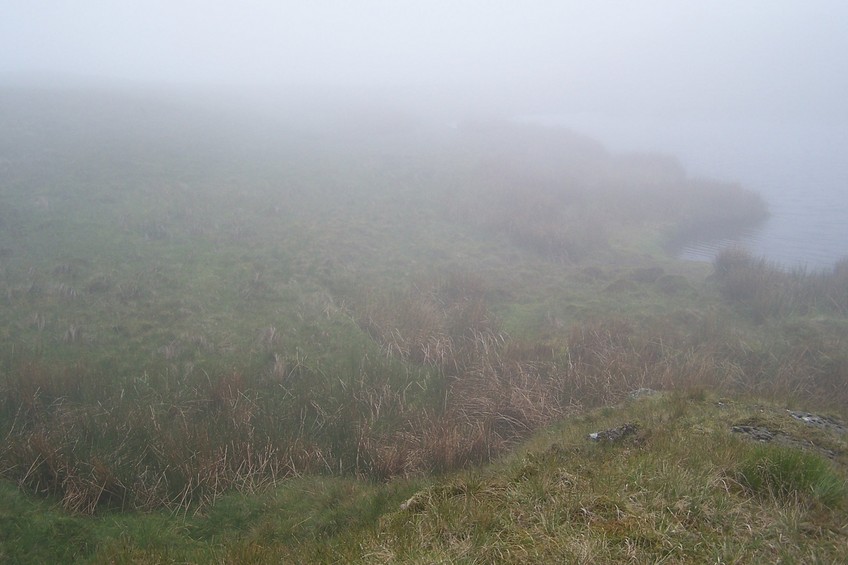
[4,261,847,515]
[714,247,848,319]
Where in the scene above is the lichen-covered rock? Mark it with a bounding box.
[629,388,659,400]
[788,411,847,434]
[731,425,774,442]
[588,423,638,442]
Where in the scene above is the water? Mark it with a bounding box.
[519,113,848,271]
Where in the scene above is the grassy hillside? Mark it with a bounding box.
[2,393,845,563]
[0,87,844,562]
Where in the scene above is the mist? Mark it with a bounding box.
[6,4,848,553]
[3,1,848,267]
[3,2,847,121]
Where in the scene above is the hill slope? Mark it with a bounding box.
[0,87,845,562]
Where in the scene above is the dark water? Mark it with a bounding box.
[520,113,848,271]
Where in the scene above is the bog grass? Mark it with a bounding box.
[714,247,848,319]
[0,88,845,562]
[736,444,846,508]
[4,393,844,563]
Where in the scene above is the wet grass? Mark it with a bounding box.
[0,89,845,561]
[4,393,844,563]
[714,247,848,320]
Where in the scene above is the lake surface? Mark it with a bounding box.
[520,113,848,271]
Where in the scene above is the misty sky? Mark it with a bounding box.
[2,1,847,119]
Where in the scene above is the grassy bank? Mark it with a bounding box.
[0,87,844,562]
[2,392,845,563]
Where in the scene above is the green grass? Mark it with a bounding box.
[0,86,846,562]
[737,445,846,508]
[352,393,847,564]
[3,393,844,563]
[714,247,848,320]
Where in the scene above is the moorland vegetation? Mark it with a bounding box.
[0,87,845,563]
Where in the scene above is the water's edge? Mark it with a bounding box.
[519,113,848,271]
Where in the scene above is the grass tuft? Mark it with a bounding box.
[736,445,846,509]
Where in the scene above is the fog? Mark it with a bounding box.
[3,1,847,121]
[4,4,848,539]
[3,1,848,267]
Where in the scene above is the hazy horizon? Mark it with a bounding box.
[3,2,847,122]
[3,1,847,269]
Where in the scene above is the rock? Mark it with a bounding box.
[588,423,638,442]
[787,411,847,434]
[400,492,427,512]
[731,421,838,459]
[731,425,774,442]
[629,388,659,400]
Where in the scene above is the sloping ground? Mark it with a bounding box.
[1,88,841,563]
[2,391,844,563]
[342,392,848,564]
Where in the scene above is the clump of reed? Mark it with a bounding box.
[713,247,848,319]
[570,309,848,408]
[0,317,841,515]
[355,266,848,478]
[356,276,653,476]
[359,271,499,371]
[4,264,848,515]
[0,360,336,514]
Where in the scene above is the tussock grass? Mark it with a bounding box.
[0,91,840,561]
[48,394,842,563]
[4,271,848,515]
[736,445,846,508]
[714,247,848,319]
[356,394,848,564]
